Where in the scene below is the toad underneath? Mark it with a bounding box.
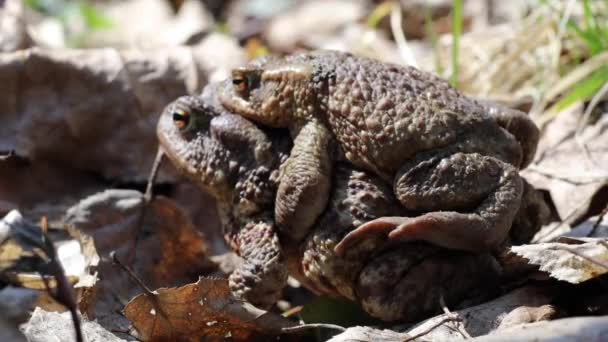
[217,50,540,254]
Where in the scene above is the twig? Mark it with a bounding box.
[550,245,608,270]
[588,204,608,237]
[38,217,84,342]
[144,148,165,203]
[403,317,462,342]
[281,323,346,334]
[0,150,15,160]
[110,251,155,295]
[111,250,174,336]
[439,295,471,339]
[126,147,165,265]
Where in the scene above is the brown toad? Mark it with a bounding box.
[217,50,540,253]
[156,89,549,321]
[157,93,289,308]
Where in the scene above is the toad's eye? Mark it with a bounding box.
[172,108,191,131]
[232,75,248,94]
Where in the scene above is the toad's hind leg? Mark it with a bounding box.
[335,153,523,254]
[275,120,334,241]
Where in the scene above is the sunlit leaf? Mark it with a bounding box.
[553,66,608,112]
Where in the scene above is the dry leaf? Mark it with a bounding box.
[0,210,99,290]
[124,277,296,341]
[21,307,124,342]
[523,105,608,223]
[327,326,409,342]
[0,157,105,223]
[474,316,608,342]
[496,304,560,330]
[406,286,555,340]
[0,35,244,182]
[511,239,608,283]
[63,189,215,333]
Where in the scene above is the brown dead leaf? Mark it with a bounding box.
[63,189,216,333]
[0,35,244,182]
[124,277,296,341]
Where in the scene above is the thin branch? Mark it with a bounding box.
[0,150,15,160]
[281,323,346,334]
[110,251,155,295]
[126,147,165,266]
[144,148,165,203]
[589,204,608,237]
[439,295,471,339]
[38,217,84,342]
[403,317,462,342]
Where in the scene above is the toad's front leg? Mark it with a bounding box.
[275,120,334,241]
[336,153,523,254]
[229,219,287,308]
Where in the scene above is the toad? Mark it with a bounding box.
[156,89,549,321]
[217,50,540,254]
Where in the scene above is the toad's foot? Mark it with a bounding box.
[393,152,523,253]
[335,210,517,256]
[229,219,287,308]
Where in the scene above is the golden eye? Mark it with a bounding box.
[172,108,190,130]
[232,75,248,93]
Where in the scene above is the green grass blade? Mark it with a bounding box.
[450,0,463,88]
[79,3,112,30]
[424,3,443,74]
[367,1,393,29]
[554,66,608,112]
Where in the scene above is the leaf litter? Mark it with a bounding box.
[2,0,608,341]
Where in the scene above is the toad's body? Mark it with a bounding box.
[156,87,548,321]
[218,50,540,252]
